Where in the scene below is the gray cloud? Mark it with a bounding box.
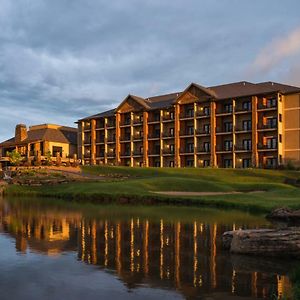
[0,0,300,140]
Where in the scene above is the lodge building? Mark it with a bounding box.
[78,81,300,168]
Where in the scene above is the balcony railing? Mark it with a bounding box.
[162,149,175,155]
[195,129,210,135]
[257,104,277,110]
[235,106,252,113]
[257,144,277,150]
[148,133,160,139]
[106,121,116,128]
[258,124,277,130]
[180,130,194,137]
[180,148,194,154]
[120,134,131,142]
[235,127,251,132]
[132,151,143,156]
[107,137,116,143]
[235,145,252,151]
[196,111,210,117]
[197,147,210,153]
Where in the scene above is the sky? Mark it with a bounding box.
[1,0,300,141]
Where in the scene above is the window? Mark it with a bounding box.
[154,128,160,138]
[155,144,160,154]
[224,122,233,132]
[203,124,210,134]
[224,140,233,151]
[203,106,210,116]
[139,146,144,154]
[170,144,175,154]
[242,158,251,168]
[266,137,277,149]
[169,161,174,167]
[170,112,175,120]
[186,108,194,118]
[267,98,277,108]
[266,157,277,168]
[187,126,194,135]
[169,128,174,137]
[224,159,233,168]
[154,113,160,121]
[139,161,143,167]
[279,134,282,143]
[279,114,282,122]
[52,146,63,157]
[224,103,233,113]
[203,142,210,152]
[243,120,252,131]
[203,160,210,167]
[186,143,194,153]
[187,160,194,167]
[242,101,251,111]
[266,117,277,128]
[243,139,252,150]
[155,161,160,167]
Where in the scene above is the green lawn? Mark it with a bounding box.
[5,166,300,212]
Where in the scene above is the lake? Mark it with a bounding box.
[0,197,296,300]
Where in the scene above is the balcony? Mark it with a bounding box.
[120,151,131,158]
[235,127,252,133]
[180,148,194,154]
[216,128,232,135]
[197,147,210,154]
[148,150,160,156]
[180,130,194,137]
[83,124,91,131]
[148,133,160,140]
[107,137,116,143]
[235,104,252,113]
[196,111,210,118]
[180,112,194,120]
[133,135,143,141]
[162,149,175,155]
[235,145,252,152]
[257,144,277,151]
[257,124,277,131]
[216,146,233,153]
[120,134,131,142]
[84,139,91,145]
[96,152,105,158]
[216,108,233,116]
[195,129,210,136]
[106,122,116,129]
[162,132,174,139]
[133,118,143,126]
[96,137,105,144]
[132,151,143,157]
[257,104,277,111]
[120,120,131,127]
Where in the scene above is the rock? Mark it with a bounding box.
[266,207,300,221]
[223,228,300,258]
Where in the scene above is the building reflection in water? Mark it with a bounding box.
[0,202,293,299]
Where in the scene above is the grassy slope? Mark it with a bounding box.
[6,166,300,212]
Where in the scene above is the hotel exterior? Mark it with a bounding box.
[78,81,300,168]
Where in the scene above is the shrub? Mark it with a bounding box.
[6,150,23,166]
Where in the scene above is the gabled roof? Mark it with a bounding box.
[116,94,150,112]
[0,127,77,148]
[175,82,217,103]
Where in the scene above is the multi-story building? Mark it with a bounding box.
[78,81,300,168]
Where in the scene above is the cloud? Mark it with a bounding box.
[0,0,300,141]
[247,26,300,76]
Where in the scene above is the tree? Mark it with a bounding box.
[6,150,22,166]
[45,151,52,166]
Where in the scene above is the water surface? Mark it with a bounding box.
[0,197,296,299]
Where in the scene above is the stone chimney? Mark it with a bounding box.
[15,124,27,142]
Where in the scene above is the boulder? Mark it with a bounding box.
[222,228,300,258]
[266,207,300,222]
